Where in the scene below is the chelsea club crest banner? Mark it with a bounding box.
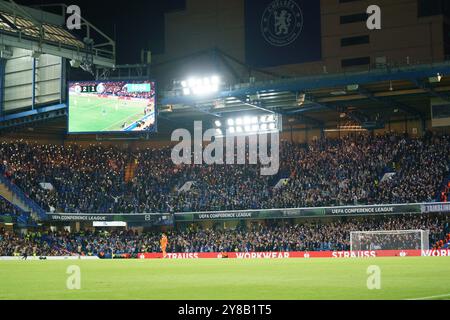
[245,0,322,67]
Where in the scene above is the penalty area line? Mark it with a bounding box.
[406,293,450,300]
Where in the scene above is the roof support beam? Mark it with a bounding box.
[0,58,5,117]
[161,62,450,106]
[233,96,276,114]
[283,103,328,115]
[307,94,367,126]
[0,103,67,130]
[294,114,324,127]
[188,103,220,118]
[414,79,450,102]
[358,87,426,119]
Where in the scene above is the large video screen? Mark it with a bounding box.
[68,80,157,134]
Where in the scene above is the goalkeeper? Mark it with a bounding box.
[160,234,168,258]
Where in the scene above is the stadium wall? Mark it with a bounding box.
[4,48,62,114]
[153,0,447,86]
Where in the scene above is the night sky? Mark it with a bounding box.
[18,0,186,64]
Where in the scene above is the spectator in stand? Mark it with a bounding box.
[441,182,450,202]
[0,132,449,214]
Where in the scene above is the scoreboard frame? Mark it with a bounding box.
[66,79,158,136]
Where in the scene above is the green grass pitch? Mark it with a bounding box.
[69,95,149,133]
[0,257,449,300]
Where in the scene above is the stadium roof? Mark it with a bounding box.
[159,61,450,130]
[0,10,85,49]
[0,1,115,68]
[2,61,450,138]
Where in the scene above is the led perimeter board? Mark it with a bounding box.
[68,81,157,134]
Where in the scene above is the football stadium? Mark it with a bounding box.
[0,0,450,304]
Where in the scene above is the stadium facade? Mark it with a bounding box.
[155,0,449,80]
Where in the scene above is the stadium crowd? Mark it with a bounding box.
[441,181,450,202]
[0,132,449,214]
[0,215,448,257]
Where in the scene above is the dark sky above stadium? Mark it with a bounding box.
[18,0,185,64]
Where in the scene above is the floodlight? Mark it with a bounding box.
[224,113,280,135]
[70,59,81,68]
[181,76,222,96]
[228,127,235,134]
[188,78,196,87]
[211,76,220,84]
[214,120,222,127]
[429,74,442,83]
[267,115,275,123]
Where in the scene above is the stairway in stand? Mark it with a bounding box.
[124,160,139,183]
[0,174,47,221]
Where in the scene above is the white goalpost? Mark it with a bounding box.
[350,230,430,251]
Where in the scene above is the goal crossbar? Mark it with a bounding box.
[351,230,426,235]
[350,229,430,251]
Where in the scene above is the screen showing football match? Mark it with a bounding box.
[68,81,157,134]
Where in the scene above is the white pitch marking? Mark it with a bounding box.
[406,293,450,300]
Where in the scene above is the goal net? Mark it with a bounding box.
[350,230,430,251]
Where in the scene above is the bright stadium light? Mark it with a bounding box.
[219,113,281,136]
[219,114,282,136]
[188,78,196,87]
[181,76,221,96]
[211,75,220,84]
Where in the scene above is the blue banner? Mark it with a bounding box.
[245,0,322,68]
